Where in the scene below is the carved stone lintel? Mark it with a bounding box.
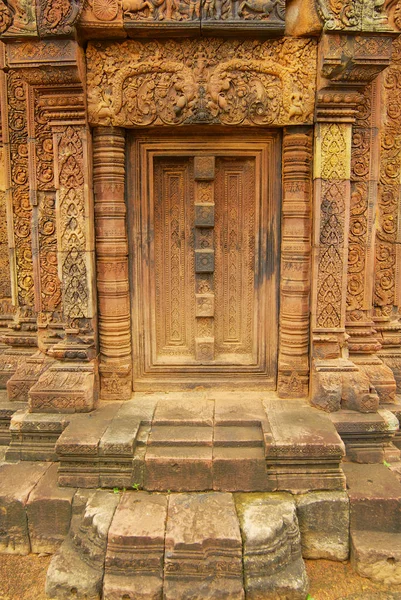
[87,38,317,128]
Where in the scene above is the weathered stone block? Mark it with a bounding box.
[295,491,349,560]
[164,493,244,600]
[27,463,76,554]
[145,446,213,491]
[0,461,50,555]
[103,491,167,599]
[342,371,379,413]
[343,463,401,533]
[235,492,309,600]
[351,530,401,585]
[46,490,119,599]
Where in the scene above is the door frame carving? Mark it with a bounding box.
[93,125,312,398]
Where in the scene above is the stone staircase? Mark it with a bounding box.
[3,392,401,597]
[53,394,346,494]
[46,489,310,600]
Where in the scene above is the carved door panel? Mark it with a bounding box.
[129,135,280,390]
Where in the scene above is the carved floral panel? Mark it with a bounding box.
[87,38,317,127]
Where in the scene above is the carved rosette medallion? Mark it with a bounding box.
[87,38,317,128]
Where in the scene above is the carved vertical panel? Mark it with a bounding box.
[56,125,91,322]
[153,157,195,360]
[313,123,351,335]
[0,103,13,325]
[375,40,401,318]
[214,157,256,362]
[345,80,397,402]
[93,127,132,400]
[374,37,401,391]
[278,127,312,398]
[35,93,61,313]
[6,71,34,311]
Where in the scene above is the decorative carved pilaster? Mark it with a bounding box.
[311,120,379,413]
[0,38,98,412]
[93,126,132,400]
[310,29,398,414]
[346,80,397,403]
[374,36,401,392]
[277,127,312,398]
[0,68,37,395]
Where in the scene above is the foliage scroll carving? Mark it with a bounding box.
[87,38,317,127]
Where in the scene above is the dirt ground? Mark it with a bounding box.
[0,555,401,600]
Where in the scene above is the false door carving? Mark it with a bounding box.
[129,135,280,390]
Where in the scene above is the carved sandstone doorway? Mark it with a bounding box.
[128,133,280,390]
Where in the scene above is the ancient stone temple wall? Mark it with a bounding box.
[0,0,399,415]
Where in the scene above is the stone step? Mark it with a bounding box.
[56,402,122,487]
[103,491,168,599]
[148,424,214,446]
[54,395,346,494]
[343,463,401,533]
[0,393,26,446]
[235,492,309,600]
[264,399,346,493]
[164,492,244,600]
[46,490,119,600]
[7,409,71,461]
[329,408,399,463]
[351,530,401,585]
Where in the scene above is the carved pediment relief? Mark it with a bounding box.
[86,38,317,127]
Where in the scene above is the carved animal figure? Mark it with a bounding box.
[238,0,275,16]
[122,0,155,15]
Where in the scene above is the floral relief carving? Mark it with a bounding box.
[316,181,346,329]
[57,126,89,320]
[346,85,372,321]
[0,0,37,36]
[374,37,401,316]
[86,38,316,127]
[7,71,34,308]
